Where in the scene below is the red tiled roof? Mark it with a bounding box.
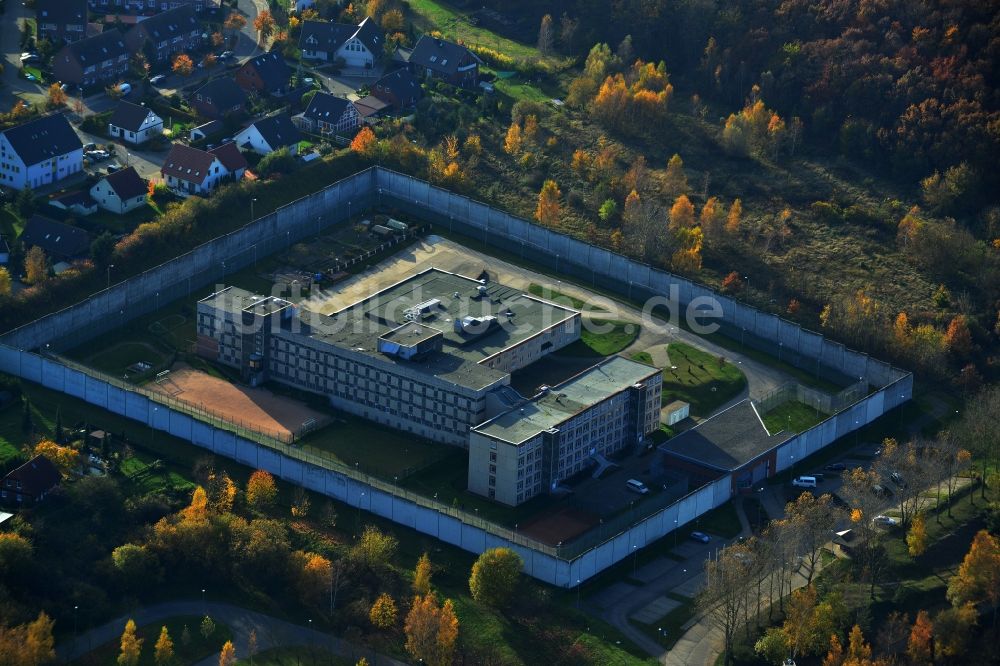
[208,142,247,173]
[161,143,216,185]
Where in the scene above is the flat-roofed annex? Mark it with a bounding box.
[473,356,661,445]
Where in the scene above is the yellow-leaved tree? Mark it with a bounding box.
[369,592,398,629]
[535,180,562,227]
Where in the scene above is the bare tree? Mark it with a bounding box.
[934,430,973,517]
[785,492,841,584]
[698,544,754,663]
[949,385,1000,498]
[537,14,554,55]
[840,466,889,599]
[872,438,936,527]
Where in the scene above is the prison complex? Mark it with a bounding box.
[196,268,662,504]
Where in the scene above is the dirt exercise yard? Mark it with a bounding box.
[147,366,331,442]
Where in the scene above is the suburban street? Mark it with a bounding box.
[0,0,46,110]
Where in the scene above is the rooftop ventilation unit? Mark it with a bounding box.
[453,315,497,335]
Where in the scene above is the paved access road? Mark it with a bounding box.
[57,600,407,666]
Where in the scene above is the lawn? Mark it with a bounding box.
[0,205,24,240]
[657,343,747,417]
[238,647,352,665]
[0,402,25,467]
[692,500,742,539]
[297,413,453,480]
[557,319,640,357]
[406,0,556,65]
[69,615,232,666]
[528,283,608,311]
[85,341,172,377]
[760,400,826,435]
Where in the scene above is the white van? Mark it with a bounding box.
[791,476,817,488]
[626,479,650,495]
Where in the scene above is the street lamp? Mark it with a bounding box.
[201,588,206,607]
[743,275,751,301]
[106,264,115,289]
[251,197,257,221]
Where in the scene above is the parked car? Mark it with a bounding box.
[890,472,907,488]
[116,83,132,96]
[19,53,40,63]
[82,143,97,152]
[106,163,122,174]
[149,74,167,85]
[219,50,234,60]
[872,484,893,498]
[60,82,77,93]
[689,531,710,543]
[86,150,111,161]
[791,476,818,488]
[24,73,37,82]
[873,515,899,527]
[825,462,847,471]
[626,479,649,495]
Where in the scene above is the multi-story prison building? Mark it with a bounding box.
[468,356,662,505]
[195,267,661,504]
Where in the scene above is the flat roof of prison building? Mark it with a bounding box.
[472,356,661,444]
[198,286,293,317]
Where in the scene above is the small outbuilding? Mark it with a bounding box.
[663,400,690,426]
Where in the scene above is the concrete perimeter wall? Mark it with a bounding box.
[0,167,912,586]
[1,171,376,352]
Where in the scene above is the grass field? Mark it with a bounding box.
[558,319,640,357]
[70,615,232,666]
[86,341,171,377]
[761,400,825,434]
[407,0,554,64]
[656,343,747,417]
[0,403,24,467]
[297,413,452,480]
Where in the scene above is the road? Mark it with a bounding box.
[56,600,407,666]
[0,0,46,110]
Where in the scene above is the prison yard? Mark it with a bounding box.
[51,221,867,549]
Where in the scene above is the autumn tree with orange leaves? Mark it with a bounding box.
[253,10,276,42]
[172,54,194,76]
[404,594,459,666]
[535,180,562,226]
[350,126,378,158]
[907,610,933,665]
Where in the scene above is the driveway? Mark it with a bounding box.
[75,126,167,180]
[236,0,267,60]
[56,600,407,666]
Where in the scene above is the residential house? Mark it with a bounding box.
[48,190,98,216]
[160,143,241,196]
[108,100,164,145]
[298,17,382,69]
[36,0,88,44]
[293,92,359,136]
[1,455,62,505]
[189,77,248,120]
[371,68,423,110]
[90,166,148,214]
[20,215,92,261]
[52,29,129,88]
[208,142,247,180]
[409,36,482,88]
[234,114,302,156]
[0,114,83,191]
[353,96,389,124]
[123,6,202,63]
[291,0,315,12]
[235,51,292,96]
[89,0,220,12]
[189,119,224,142]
